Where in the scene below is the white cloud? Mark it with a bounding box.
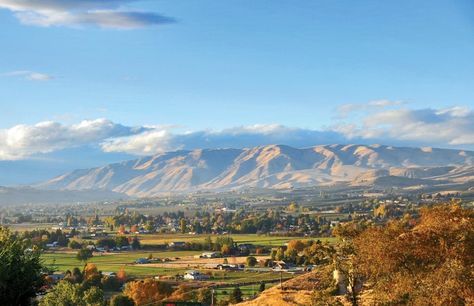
[3,70,53,81]
[102,129,171,155]
[336,107,474,146]
[0,0,175,29]
[101,124,348,156]
[2,105,473,161]
[0,119,144,160]
[336,99,402,118]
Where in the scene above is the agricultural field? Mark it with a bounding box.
[42,250,201,277]
[137,233,336,248]
[7,223,56,232]
[42,249,294,289]
[214,283,278,302]
[41,232,325,288]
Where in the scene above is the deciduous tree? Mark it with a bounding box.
[39,281,104,306]
[355,204,474,305]
[246,256,257,267]
[0,226,44,306]
[110,294,135,306]
[124,279,173,305]
[76,248,93,263]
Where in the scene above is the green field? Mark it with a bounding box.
[137,233,336,247]
[214,282,278,302]
[41,233,331,286]
[42,250,200,277]
[42,250,293,284]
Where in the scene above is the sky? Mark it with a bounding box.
[0,0,473,185]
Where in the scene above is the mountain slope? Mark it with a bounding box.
[38,144,474,196]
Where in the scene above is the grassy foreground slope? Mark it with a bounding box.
[235,268,331,306]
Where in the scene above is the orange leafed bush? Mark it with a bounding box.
[123,278,173,305]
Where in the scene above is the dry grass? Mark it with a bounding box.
[235,287,314,306]
[234,269,327,306]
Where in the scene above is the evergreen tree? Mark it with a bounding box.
[230,287,243,303]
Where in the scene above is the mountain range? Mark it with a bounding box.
[37,144,474,197]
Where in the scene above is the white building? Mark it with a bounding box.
[184,270,210,280]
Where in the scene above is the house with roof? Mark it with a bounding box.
[183,270,210,280]
[200,251,222,258]
[168,241,186,249]
[272,261,290,271]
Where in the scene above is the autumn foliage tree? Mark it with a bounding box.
[354,204,474,305]
[83,263,99,281]
[287,239,305,253]
[117,266,128,283]
[82,263,101,289]
[124,278,173,305]
[166,284,193,301]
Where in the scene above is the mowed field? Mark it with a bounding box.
[137,233,336,247]
[42,250,200,278]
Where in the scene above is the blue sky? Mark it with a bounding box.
[0,0,473,184]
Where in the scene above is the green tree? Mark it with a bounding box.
[71,267,84,283]
[180,218,187,233]
[0,226,44,306]
[259,282,265,292]
[275,247,285,261]
[96,238,116,249]
[204,236,213,250]
[131,236,141,250]
[68,240,82,249]
[115,236,129,248]
[246,256,257,267]
[194,288,212,304]
[101,275,121,291]
[40,281,83,306]
[230,287,243,303]
[83,286,104,306]
[39,281,104,306]
[76,248,93,263]
[110,294,135,306]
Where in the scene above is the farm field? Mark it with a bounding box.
[42,250,200,277]
[214,282,278,302]
[42,250,294,284]
[40,233,333,290]
[137,233,336,247]
[8,223,57,232]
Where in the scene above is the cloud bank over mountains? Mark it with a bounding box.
[1,105,473,162]
[0,119,145,160]
[336,107,474,146]
[0,0,175,29]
